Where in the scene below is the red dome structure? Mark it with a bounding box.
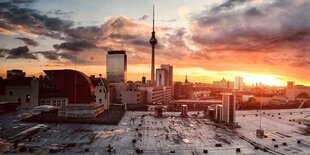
[44,69,94,104]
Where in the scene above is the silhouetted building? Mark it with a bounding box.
[106,50,127,83]
[7,69,26,79]
[0,77,38,108]
[212,78,229,89]
[142,75,146,84]
[174,81,193,100]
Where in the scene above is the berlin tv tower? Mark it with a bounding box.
[149,5,157,85]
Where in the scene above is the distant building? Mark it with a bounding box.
[222,93,236,124]
[120,90,146,104]
[156,64,173,87]
[234,76,244,90]
[140,86,163,104]
[156,68,167,86]
[212,78,229,89]
[7,69,26,79]
[160,64,173,86]
[106,50,127,83]
[174,81,193,100]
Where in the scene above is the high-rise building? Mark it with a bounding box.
[222,93,236,124]
[156,68,167,86]
[160,64,173,86]
[6,69,26,79]
[234,76,244,90]
[149,5,157,85]
[106,50,127,83]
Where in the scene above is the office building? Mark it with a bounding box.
[6,69,26,79]
[140,86,164,104]
[156,68,167,86]
[106,50,127,83]
[222,93,236,124]
[234,76,244,90]
[160,64,173,86]
[215,105,223,121]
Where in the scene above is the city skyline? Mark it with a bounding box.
[1,0,310,86]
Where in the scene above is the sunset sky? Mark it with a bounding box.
[1,0,310,86]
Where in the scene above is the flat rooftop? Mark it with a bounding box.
[0,108,310,154]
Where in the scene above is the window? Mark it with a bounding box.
[17,98,21,103]
[57,100,61,103]
[9,91,13,96]
[99,89,102,93]
[53,100,56,103]
[99,99,102,103]
[62,103,66,106]
[47,100,50,104]
[62,100,66,103]
[26,94,30,102]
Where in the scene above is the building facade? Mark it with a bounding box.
[0,77,39,108]
[222,93,236,124]
[156,68,167,86]
[106,50,127,83]
[120,90,146,104]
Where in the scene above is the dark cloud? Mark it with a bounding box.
[1,46,37,59]
[53,40,97,51]
[211,0,247,13]
[0,1,72,39]
[191,0,310,54]
[139,15,148,20]
[16,37,38,46]
[36,50,59,60]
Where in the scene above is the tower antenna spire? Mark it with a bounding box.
[153,5,155,32]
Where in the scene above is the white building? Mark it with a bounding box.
[94,78,109,109]
[140,86,164,104]
[234,76,244,91]
[222,93,236,124]
[163,86,172,103]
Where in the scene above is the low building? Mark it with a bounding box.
[120,90,146,104]
[140,86,164,104]
[0,77,39,108]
